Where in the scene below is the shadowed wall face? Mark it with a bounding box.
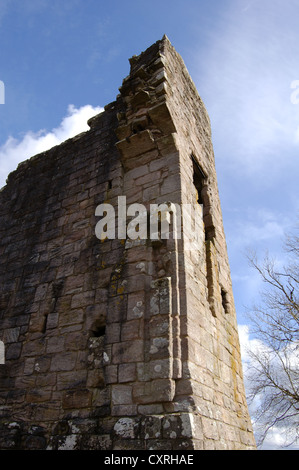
[0,37,256,450]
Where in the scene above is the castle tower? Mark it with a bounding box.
[0,37,256,450]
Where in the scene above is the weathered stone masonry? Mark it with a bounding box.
[0,36,256,450]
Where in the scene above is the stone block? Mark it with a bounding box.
[113,417,138,439]
[6,342,22,360]
[127,292,145,320]
[112,340,143,364]
[46,312,59,330]
[22,338,46,358]
[148,315,170,337]
[148,359,172,379]
[36,372,57,388]
[62,389,92,409]
[26,389,52,404]
[134,170,161,188]
[50,352,77,372]
[81,434,112,450]
[112,384,133,405]
[148,102,176,135]
[46,336,65,354]
[201,416,219,441]
[160,173,181,196]
[118,363,136,383]
[120,319,141,341]
[140,415,162,440]
[107,296,127,324]
[87,369,105,389]
[142,184,160,202]
[111,405,138,417]
[137,404,164,415]
[125,164,149,181]
[116,130,156,161]
[3,327,20,344]
[104,365,118,384]
[133,378,175,404]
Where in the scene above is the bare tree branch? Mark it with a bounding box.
[245,222,299,448]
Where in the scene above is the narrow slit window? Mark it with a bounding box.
[191,155,215,241]
[192,155,221,317]
[192,155,206,207]
[42,314,48,334]
[221,288,230,314]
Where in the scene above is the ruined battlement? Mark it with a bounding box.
[0,37,256,450]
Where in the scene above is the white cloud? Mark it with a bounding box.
[226,208,288,255]
[261,428,299,450]
[239,324,267,367]
[0,104,103,189]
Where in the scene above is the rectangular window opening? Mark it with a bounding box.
[42,314,49,334]
[192,155,206,206]
[192,155,220,317]
[191,155,215,241]
[221,288,230,314]
[92,326,106,338]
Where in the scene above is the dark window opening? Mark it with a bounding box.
[92,326,106,338]
[191,155,215,241]
[42,281,64,334]
[192,155,206,206]
[42,314,48,334]
[192,155,219,316]
[108,180,113,190]
[221,288,230,314]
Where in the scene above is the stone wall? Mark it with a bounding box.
[0,36,256,450]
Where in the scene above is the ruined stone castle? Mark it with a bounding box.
[0,36,256,450]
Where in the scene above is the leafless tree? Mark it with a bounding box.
[245,223,299,448]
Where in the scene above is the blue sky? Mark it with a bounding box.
[0,0,298,449]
